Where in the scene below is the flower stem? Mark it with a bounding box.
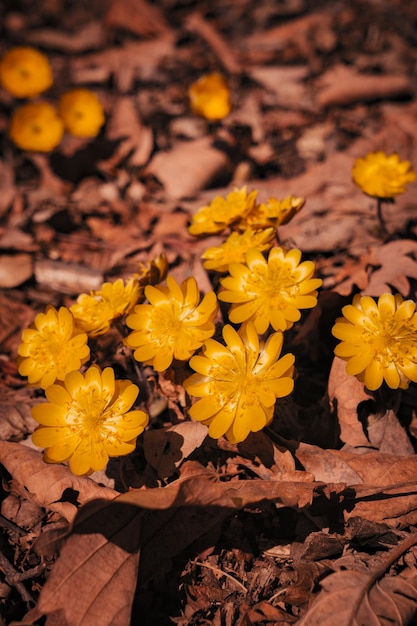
[376,198,388,234]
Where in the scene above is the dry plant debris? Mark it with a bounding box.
[1,1,417,625]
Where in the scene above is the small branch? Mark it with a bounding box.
[190,559,248,594]
[0,550,35,605]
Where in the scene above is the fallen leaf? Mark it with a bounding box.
[105,0,171,38]
[0,387,38,441]
[328,356,372,448]
[143,421,208,480]
[16,473,237,625]
[316,64,412,108]
[298,534,417,625]
[0,441,117,522]
[145,136,231,199]
[296,443,417,487]
[26,21,106,52]
[0,254,32,288]
[363,239,417,296]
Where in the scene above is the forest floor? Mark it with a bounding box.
[2,0,417,624]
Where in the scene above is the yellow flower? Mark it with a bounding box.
[125,276,218,371]
[189,187,258,236]
[58,88,105,138]
[352,151,416,198]
[219,247,322,333]
[184,322,294,444]
[17,306,89,389]
[332,293,417,391]
[70,278,140,337]
[238,196,305,230]
[31,366,149,475]
[9,101,64,152]
[188,72,231,121]
[201,227,276,273]
[0,47,53,98]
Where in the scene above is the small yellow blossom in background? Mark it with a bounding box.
[332,293,417,391]
[352,151,416,199]
[188,72,231,121]
[125,276,218,371]
[201,227,276,273]
[185,322,295,444]
[58,88,105,138]
[0,46,53,98]
[239,196,305,230]
[70,278,140,337]
[219,247,322,334]
[17,306,89,389]
[31,365,149,476]
[188,186,258,236]
[9,101,64,152]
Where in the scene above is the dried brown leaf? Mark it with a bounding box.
[298,534,417,625]
[0,387,38,441]
[364,240,417,296]
[16,474,237,626]
[70,38,175,89]
[103,96,153,168]
[296,443,417,487]
[146,137,231,200]
[105,0,171,38]
[328,356,372,448]
[143,421,208,480]
[344,482,417,527]
[0,441,117,522]
[0,254,33,288]
[26,21,106,52]
[317,64,412,108]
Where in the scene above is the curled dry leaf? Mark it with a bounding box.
[103,96,153,169]
[296,443,417,487]
[0,441,118,522]
[344,482,417,527]
[0,387,38,441]
[143,421,208,480]
[298,533,417,626]
[327,356,372,448]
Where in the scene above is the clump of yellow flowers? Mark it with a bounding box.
[0,46,106,152]
[17,182,323,474]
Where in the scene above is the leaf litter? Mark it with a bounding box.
[1,0,417,625]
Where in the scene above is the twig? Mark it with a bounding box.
[190,559,248,594]
[0,550,35,605]
[186,12,242,75]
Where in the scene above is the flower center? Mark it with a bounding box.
[66,392,118,441]
[150,306,183,346]
[248,264,299,303]
[364,318,417,365]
